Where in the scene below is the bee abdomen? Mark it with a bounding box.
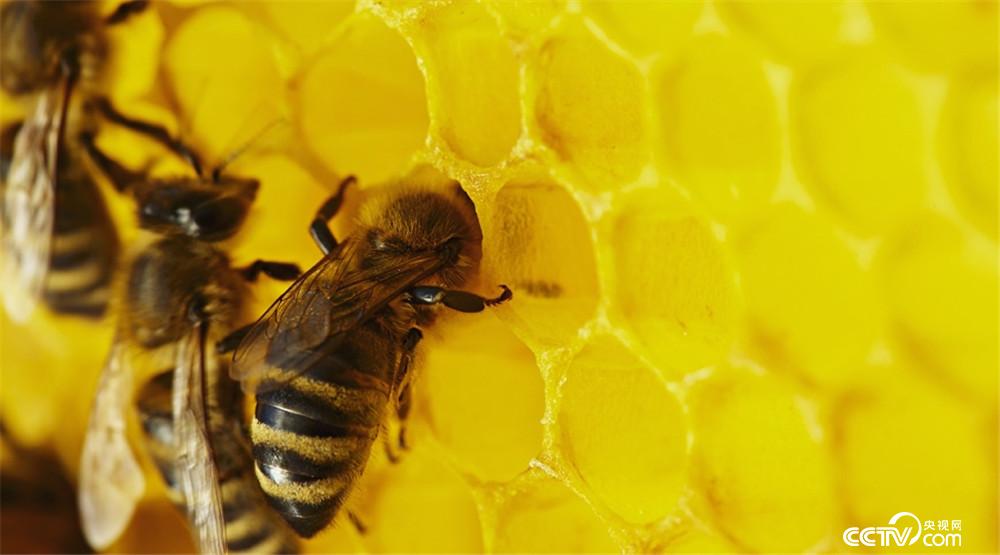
[220,474,300,554]
[252,380,385,537]
[43,173,118,318]
[136,370,184,504]
[138,370,300,553]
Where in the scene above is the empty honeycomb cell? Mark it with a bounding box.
[163,6,287,163]
[655,35,781,219]
[296,13,429,183]
[532,19,649,191]
[688,367,835,552]
[877,215,998,405]
[733,204,882,390]
[558,339,688,523]
[837,373,998,553]
[793,52,928,234]
[493,474,619,553]
[481,179,600,347]
[360,447,484,553]
[612,189,739,376]
[716,0,847,65]
[419,2,521,167]
[867,1,999,73]
[580,0,701,59]
[418,313,544,483]
[938,74,998,239]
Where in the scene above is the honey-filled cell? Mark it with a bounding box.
[716,0,847,66]
[733,203,882,390]
[655,34,781,219]
[938,74,998,239]
[558,338,688,524]
[792,51,928,234]
[611,188,740,377]
[877,215,998,405]
[493,474,619,553]
[358,447,483,553]
[418,313,544,483]
[482,0,564,39]
[867,1,999,73]
[420,2,521,167]
[296,12,428,183]
[580,0,701,59]
[481,178,600,347]
[255,1,354,57]
[837,371,997,553]
[100,2,164,103]
[688,366,835,552]
[530,19,650,192]
[163,6,286,163]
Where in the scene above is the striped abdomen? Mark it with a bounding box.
[43,156,118,318]
[136,370,299,554]
[252,346,390,538]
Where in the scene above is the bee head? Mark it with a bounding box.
[361,183,483,286]
[135,177,258,241]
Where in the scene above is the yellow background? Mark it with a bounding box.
[0,0,997,553]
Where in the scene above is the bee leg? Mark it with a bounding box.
[310,175,356,255]
[395,383,412,452]
[216,324,253,355]
[406,285,513,313]
[238,260,302,282]
[79,132,145,192]
[105,0,149,25]
[347,511,368,535]
[90,97,204,177]
[383,328,421,463]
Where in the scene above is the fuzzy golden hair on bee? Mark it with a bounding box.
[357,181,483,288]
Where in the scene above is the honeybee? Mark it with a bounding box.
[0,0,148,321]
[220,175,512,537]
[77,121,301,554]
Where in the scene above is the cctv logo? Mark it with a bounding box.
[843,512,963,548]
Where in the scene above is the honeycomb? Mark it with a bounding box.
[0,0,997,553]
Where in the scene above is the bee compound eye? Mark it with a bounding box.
[193,198,245,236]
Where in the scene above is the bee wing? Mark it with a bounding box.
[172,323,227,555]
[79,338,146,551]
[0,86,64,322]
[231,237,445,394]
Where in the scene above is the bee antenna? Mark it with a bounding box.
[210,118,286,183]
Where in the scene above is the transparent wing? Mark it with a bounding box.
[1,86,63,322]
[172,323,226,555]
[230,237,446,394]
[79,339,146,551]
